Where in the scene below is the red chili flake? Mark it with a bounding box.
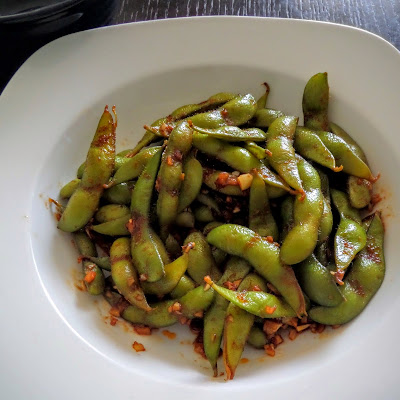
[83,270,96,283]
[265,305,277,315]
[132,341,145,352]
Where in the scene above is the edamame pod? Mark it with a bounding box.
[169,92,237,121]
[130,149,165,282]
[170,275,196,298]
[256,82,270,109]
[91,214,131,236]
[280,195,294,241]
[347,176,372,209]
[330,189,367,283]
[179,285,215,319]
[205,276,297,319]
[194,205,215,223]
[302,72,329,131]
[207,224,306,316]
[250,108,285,128]
[177,153,203,212]
[110,237,151,311]
[267,116,303,193]
[244,141,268,160]
[249,173,278,239]
[192,125,267,142]
[103,181,134,205]
[122,299,178,328]
[203,257,251,374]
[184,231,218,285]
[142,252,189,295]
[247,326,268,349]
[309,213,385,325]
[223,273,267,380]
[193,133,290,191]
[297,254,343,307]
[315,130,373,179]
[157,121,193,233]
[94,204,130,223]
[189,94,257,128]
[106,146,161,187]
[58,107,116,232]
[74,232,105,295]
[317,169,333,243]
[280,156,324,265]
[60,178,81,199]
[294,127,340,171]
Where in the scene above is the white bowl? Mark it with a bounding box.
[1,16,399,399]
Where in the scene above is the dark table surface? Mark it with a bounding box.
[1,0,399,93]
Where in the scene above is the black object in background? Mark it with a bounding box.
[0,0,117,93]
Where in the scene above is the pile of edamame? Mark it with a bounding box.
[55,73,385,380]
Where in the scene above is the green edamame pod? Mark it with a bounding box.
[192,125,267,142]
[177,153,203,212]
[194,206,215,223]
[91,214,130,236]
[77,148,135,179]
[297,254,343,307]
[179,285,215,319]
[244,141,268,160]
[207,224,306,316]
[73,232,105,295]
[250,108,285,128]
[196,193,220,214]
[184,231,218,285]
[175,210,195,228]
[347,176,372,209]
[256,82,270,109]
[330,122,371,209]
[203,257,251,374]
[58,107,116,232]
[280,195,294,242]
[203,221,224,236]
[169,92,237,121]
[211,247,227,266]
[247,326,268,349]
[142,252,189,295]
[317,169,333,243]
[302,72,329,131]
[170,275,196,298]
[330,189,367,283]
[60,178,81,199]
[86,256,111,271]
[157,121,193,232]
[103,182,134,205]
[94,204,130,223]
[205,276,296,319]
[249,173,278,239]
[164,234,182,257]
[193,133,289,191]
[110,237,151,311]
[106,146,161,187]
[130,149,165,282]
[223,273,267,380]
[122,299,178,328]
[189,94,257,128]
[280,156,324,265]
[267,116,303,193]
[329,122,367,161]
[315,130,373,180]
[294,127,341,171]
[309,213,385,325]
